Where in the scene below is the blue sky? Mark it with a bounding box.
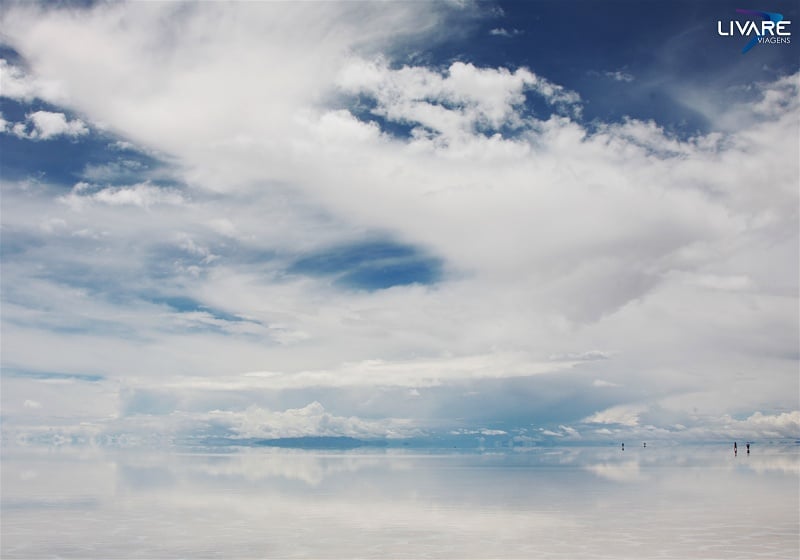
[1,1,798,446]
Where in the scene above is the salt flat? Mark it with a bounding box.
[2,444,798,559]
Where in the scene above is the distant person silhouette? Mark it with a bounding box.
[621,443,625,451]
[746,443,750,454]
[734,441,737,456]
[643,442,646,448]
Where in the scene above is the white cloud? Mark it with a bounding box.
[578,409,800,442]
[550,350,612,362]
[60,181,185,209]
[479,428,507,435]
[81,159,147,181]
[539,425,581,440]
[592,379,620,388]
[749,73,798,118]
[675,272,754,292]
[489,27,522,37]
[212,401,415,440]
[175,232,217,263]
[0,59,67,102]
[584,405,646,427]
[738,411,800,438]
[153,352,580,393]
[604,70,634,82]
[337,58,581,140]
[10,110,88,140]
[674,71,799,133]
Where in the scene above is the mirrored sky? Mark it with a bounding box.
[2,445,798,558]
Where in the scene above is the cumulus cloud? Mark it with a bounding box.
[337,58,581,139]
[736,411,800,439]
[584,404,647,427]
[213,401,414,440]
[577,409,800,442]
[10,110,88,140]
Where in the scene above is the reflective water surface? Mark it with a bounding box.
[2,444,798,559]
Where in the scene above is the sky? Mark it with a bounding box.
[0,0,798,447]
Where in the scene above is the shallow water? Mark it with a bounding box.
[2,444,798,559]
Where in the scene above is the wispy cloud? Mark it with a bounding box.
[60,181,186,209]
[604,70,634,82]
[489,27,523,37]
